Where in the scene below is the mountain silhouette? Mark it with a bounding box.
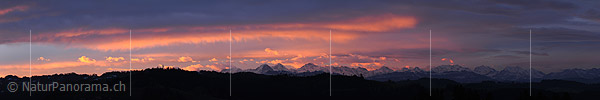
[221,63,600,84]
[1,65,599,100]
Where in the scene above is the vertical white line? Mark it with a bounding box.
[129,29,132,96]
[329,29,332,96]
[529,29,532,96]
[29,29,32,96]
[429,29,432,96]
[229,29,232,97]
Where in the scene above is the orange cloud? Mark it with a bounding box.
[78,56,96,63]
[0,59,125,71]
[351,62,383,69]
[0,5,28,16]
[379,57,387,60]
[44,27,172,38]
[54,28,128,37]
[268,59,283,64]
[105,57,125,62]
[158,64,175,69]
[38,14,415,51]
[106,68,140,71]
[63,28,358,51]
[0,61,86,70]
[248,14,416,32]
[394,59,401,62]
[257,60,269,64]
[332,62,339,66]
[177,56,195,62]
[0,5,29,23]
[324,15,416,32]
[264,48,280,55]
[209,58,218,62]
[38,57,51,61]
[132,53,178,57]
[267,59,305,69]
[349,54,378,61]
[182,64,222,71]
[291,54,305,60]
[240,48,329,59]
[55,28,129,37]
[34,61,88,69]
[131,57,155,63]
[0,57,129,76]
[441,58,455,65]
[204,65,222,71]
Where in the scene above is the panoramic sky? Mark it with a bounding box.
[1,0,599,76]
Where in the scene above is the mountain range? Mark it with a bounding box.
[221,63,600,83]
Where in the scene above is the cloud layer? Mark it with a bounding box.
[1,0,599,76]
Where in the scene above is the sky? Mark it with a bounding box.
[0,0,599,77]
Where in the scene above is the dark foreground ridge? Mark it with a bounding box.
[1,68,599,100]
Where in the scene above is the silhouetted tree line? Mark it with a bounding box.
[0,68,598,100]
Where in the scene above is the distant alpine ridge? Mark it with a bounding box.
[221,63,600,83]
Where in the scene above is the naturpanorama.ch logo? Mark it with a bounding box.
[5,81,127,92]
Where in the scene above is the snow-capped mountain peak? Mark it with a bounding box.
[220,63,599,84]
[412,67,425,73]
[492,66,545,81]
[272,63,288,71]
[297,63,325,72]
[375,66,393,72]
[372,66,394,75]
[473,65,497,76]
[545,68,600,80]
[255,64,274,73]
